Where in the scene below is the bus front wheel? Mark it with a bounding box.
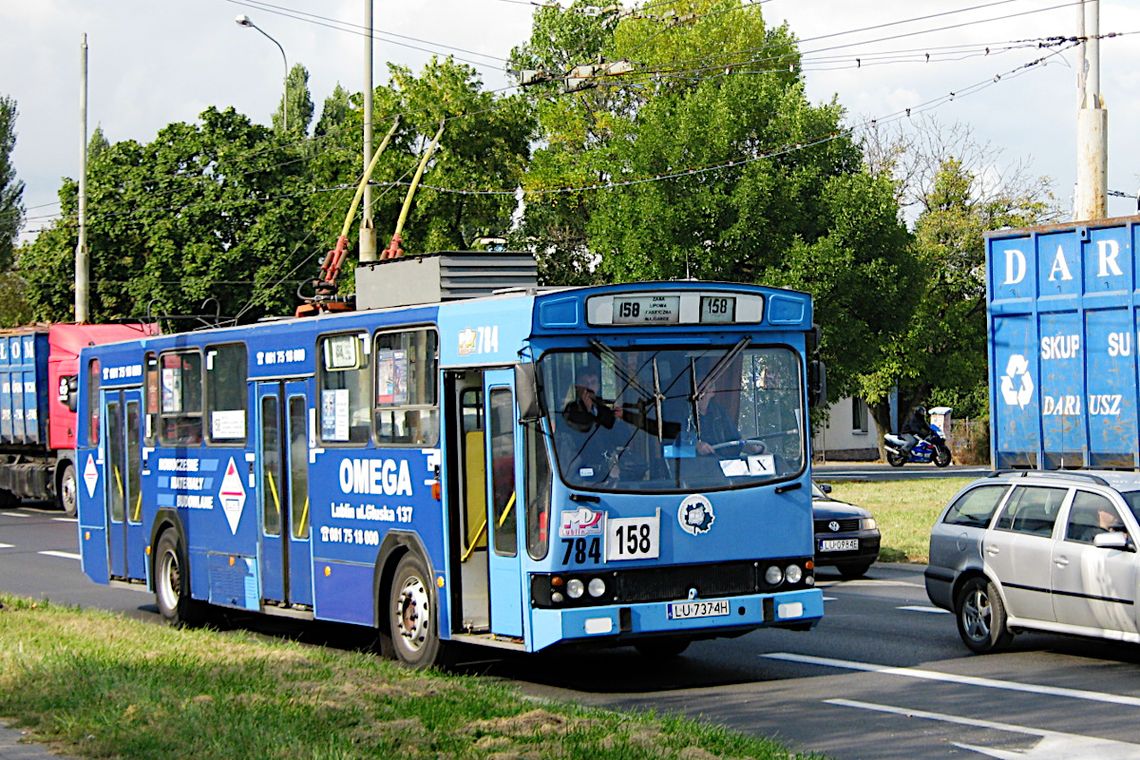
[154,530,206,627]
[389,553,442,668]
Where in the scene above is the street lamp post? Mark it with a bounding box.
[234,14,289,134]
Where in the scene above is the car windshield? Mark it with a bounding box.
[538,344,805,492]
[1120,491,1140,524]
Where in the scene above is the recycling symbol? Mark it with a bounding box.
[1000,353,1034,408]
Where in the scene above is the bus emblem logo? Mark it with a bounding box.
[218,457,246,535]
[559,507,605,538]
[678,495,715,536]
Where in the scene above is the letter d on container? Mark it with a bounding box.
[1004,248,1027,285]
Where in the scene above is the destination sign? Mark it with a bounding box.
[612,295,680,324]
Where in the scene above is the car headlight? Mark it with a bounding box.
[567,579,585,599]
[764,565,784,585]
[861,518,877,531]
[785,564,803,584]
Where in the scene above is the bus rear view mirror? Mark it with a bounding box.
[515,363,542,422]
[808,360,826,408]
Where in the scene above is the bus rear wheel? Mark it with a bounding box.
[154,530,206,627]
[389,553,442,668]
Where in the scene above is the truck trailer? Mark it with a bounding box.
[987,214,1140,469]
[0,323,155,513]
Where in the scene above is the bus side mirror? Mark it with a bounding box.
[59,375,79,412]
[808,360,826,408]
[515,362,542,423]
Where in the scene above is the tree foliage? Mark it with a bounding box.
[512,0,918,400]
[0,95,24,269]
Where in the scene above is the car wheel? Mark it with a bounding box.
[933,444,952,468]
[634,636,691,659]
[886,450,906,467]
[955,577,1012,654]
[154,529,207,627]
[837,561,873,579]
[389,553,446,669]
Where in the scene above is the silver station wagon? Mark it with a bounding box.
[925,470,1140,653]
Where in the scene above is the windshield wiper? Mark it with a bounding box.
[688,357,701,441]
[651,357,665,442]
[695,337,751,400]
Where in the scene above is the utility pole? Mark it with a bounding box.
[360,0,377,262]
[75,33,89,324]
[1074,0,1107,220]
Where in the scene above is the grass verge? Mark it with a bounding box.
[822,478,970,564]
[0,595,808,759]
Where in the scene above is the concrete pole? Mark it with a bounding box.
[360,0,377,262]
[1074,0,1107,220]
[75,33,89,324]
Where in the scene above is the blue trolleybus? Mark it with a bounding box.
[76,263,825,666]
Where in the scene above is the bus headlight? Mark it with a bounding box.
[588,578,606,598]
[567,579,585,599]
[764,565,783,585]
[551,592,564,604]
[785,564,803,584]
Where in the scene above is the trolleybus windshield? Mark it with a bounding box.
[539,345,804,492]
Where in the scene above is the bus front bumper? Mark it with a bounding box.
[530,588,823,651]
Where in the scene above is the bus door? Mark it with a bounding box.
[255,380,313,607]
[484,370,523,638]
[104,388,145,580]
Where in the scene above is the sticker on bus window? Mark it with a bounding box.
[375,349,408,405]
[321,389,350,441]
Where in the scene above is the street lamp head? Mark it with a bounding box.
[234,14,253,28]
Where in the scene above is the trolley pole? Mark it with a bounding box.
[1074,0,1107,221]
[360,0,377,262]
[75,33,89,323]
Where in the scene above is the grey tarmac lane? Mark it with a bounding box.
[7,505,1140,758]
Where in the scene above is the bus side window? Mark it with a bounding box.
[525,421,552,560]
[87,358,101,446]
[144,353,158,446]
[318,332,370,446]
[374,328,439,446]
[205,343,248,445]
[158,351,204,446]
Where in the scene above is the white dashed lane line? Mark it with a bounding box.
[898,605,950,614]
[1,512,29,518]
[0,543,12,549]
[52,517,77,523]
[38,550,81,561]
[763,652,1140,707]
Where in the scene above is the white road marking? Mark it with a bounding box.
[827,698,1140,758]
[38,550,81,561]
[763,652,1140,707]
[1,512,29,518]
[51,517,77,523]
[0,543,12,549]
[898,605,950,614]
[822,596,837,602]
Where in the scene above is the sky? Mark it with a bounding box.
[3,0,1139,242]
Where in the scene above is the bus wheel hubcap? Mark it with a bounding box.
[160,551,180,610]
[396,575,430,651]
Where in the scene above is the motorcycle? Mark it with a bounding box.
[884,419,952,467]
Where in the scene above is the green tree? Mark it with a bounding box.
[857,118,1059,435]
[19,108,312,325]
[274,63,315,137]
[0,95,24,268]
[514,0,920,399]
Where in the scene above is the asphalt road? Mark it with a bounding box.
[5,505,1140,759]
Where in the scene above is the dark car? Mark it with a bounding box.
[812,482,881,578]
